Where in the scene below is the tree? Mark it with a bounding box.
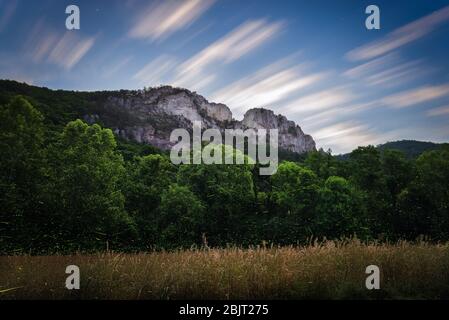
[349,146,383,191]
[315,176,368,239]
[349,146,391,237]
[157,184,205,248]
[380,149,413,200]
[0,96,45,252]
[177,147,255,245]
[122,154,176,247]
[304,148,337,179]
[46,119,136,250]
[396,148,449,240]
[270,162,320,242]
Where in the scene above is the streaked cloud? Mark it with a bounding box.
[344,53,398,78]
[211,58,326,115]
[346,5,449,61]
[102,56,132,79]
[128,0,214,41]
[311,121,383,154]
[344,53,425,87]
[301,102,376,130]
[25,20,96,70]
[132,19,283,90]
[133,55,178,85]
[0,0,18,32]
[173,19,284,90]
[427,105,449,117]
[48,32,96,70]
[382,84,449,108]
[363,61,424,87]
[279,86,356,115]
[309,120,449,154]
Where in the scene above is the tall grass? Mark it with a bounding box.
[1,240,449,299]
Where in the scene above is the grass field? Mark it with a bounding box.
[1,240,449,300]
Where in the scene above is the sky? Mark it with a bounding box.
[1,0,449,154]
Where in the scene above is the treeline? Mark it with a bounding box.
[1,96,449,253]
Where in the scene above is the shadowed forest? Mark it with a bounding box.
[1,81,448,254]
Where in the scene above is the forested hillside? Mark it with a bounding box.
[377,140,443,158]
[1,81,449,254]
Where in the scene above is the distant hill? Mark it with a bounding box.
[337,140,446,160]
[377,140,446,158]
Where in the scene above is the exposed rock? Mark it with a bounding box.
[83,114,100,125]
[89,86,315,154]
[238,108,316,153]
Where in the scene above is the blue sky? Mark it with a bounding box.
[1,0,449,153]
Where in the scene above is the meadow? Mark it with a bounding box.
[1,240,449,300]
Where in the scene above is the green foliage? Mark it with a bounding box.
[380,149,413,198]
[177,161,255,246]
[116,137,165,161]
[348,146,392,237]
[158,184,205,248]
[45,119,137,251]
[304,149,338,179]
[315,176,368,239]
[0,90,448,253]
[378,140,444,159]
[122,154,176,247]
[396,147,449,240]
[271,162,319,216]
[0,96,45,252]
[336,140,444,160]
[269,162,319,242]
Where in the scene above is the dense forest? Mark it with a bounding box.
[1,81,449,254]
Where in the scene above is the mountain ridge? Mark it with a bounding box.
[335,140,447,160]
[0,80,316,154]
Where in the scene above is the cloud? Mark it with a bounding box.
[363,61,424,87]
[128,0,214,41]
[346,5,449,61]
[301,102,376,130]
[131,19,283,92]
[173,19,284,90]
[279,86,356,116]
[48,32,96,70]
[310,119,449,154]
[133,55,178,85]
[102,56,132,79]
[344,53,398,78]
[25,20,96,70]
[427,105,449,117]
[210,58,325,116]
[311,121,383,154]
[0,0,17,32]
[382,84,449,108]
[344,53,426,87]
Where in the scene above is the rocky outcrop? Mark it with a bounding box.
[90,86,315,153]
[238,108,316,153]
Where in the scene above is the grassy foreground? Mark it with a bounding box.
[1,240,449,300]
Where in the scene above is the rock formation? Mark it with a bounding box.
[85,86,316,153]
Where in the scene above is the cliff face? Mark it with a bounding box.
[86,86,315,153]
[238,108,316,153]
